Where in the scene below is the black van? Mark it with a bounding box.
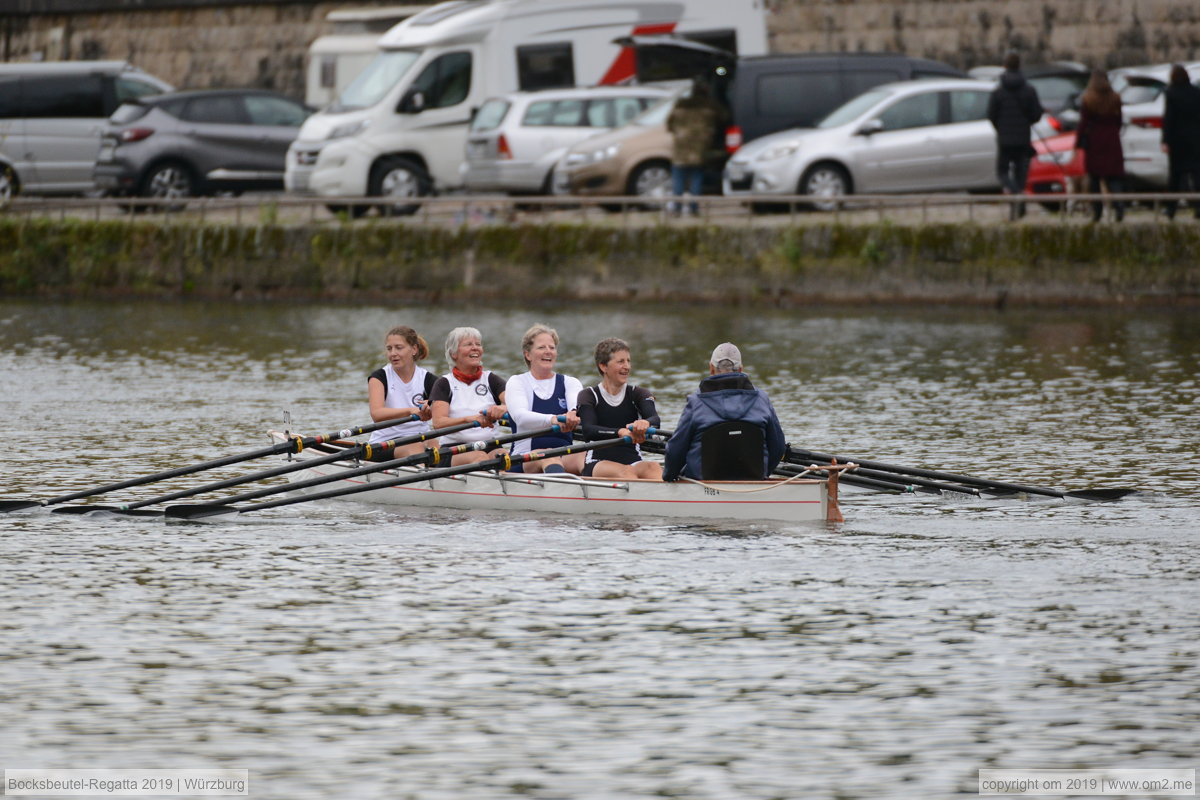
[620,37,964,150]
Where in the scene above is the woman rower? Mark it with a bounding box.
[504,323,583,474]
[576,337,663,481]
[429,327,508,465]
[366,325,436,460]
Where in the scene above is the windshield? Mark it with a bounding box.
[817,88,891,128]
[628,95,675,127]
[331,49,421,112]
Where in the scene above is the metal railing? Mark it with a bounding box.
[3,191,1200,227]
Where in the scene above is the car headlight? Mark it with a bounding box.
[588,144,620,163]
[328,119,369,140]
[756,143,799,162]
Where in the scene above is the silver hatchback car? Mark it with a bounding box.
[723,78,1001,205]
[462,85,669,195]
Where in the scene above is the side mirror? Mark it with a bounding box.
[398,89,427,114]
[857,118,884,136]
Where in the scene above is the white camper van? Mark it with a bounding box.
[305,6,427,109]
[286,0,767,213]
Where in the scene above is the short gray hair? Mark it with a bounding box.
[444,326,483,367]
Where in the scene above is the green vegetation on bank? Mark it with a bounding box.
[0,217,1196,306]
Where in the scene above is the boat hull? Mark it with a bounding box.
[282,448,830,523]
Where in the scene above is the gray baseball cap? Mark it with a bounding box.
[710,342,742,371]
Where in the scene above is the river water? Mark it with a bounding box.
[1,300,1197,800]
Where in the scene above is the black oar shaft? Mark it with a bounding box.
[20,416,418,509]
[118,419,487,511]
[786,446,1069,498]
[223,436,629,516]
[193,425,560,507]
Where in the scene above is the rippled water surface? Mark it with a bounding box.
[1,300,1197,799]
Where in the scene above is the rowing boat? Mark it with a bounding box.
[272,434,842,523]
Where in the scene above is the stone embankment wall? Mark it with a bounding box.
[1,218,1196,308]
[3,0,1199,98]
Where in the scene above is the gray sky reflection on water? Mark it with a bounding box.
[0,299,1197,799]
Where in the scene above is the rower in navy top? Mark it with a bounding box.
[504,323,583,474]
[576,337,663,481]
[367,325,436,460]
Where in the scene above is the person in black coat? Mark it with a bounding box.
[987,52,1043,220]
[1162,64,1200,220]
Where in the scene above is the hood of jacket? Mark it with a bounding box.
[695,372,763,419]
[1000,70,1028,91]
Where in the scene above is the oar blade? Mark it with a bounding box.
[1065,488,1139,502]
[163,504,239,521]
[0,500,44,513]
[51,505,119,515]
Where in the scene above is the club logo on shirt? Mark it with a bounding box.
[413,393,426,404]
[558,398,568,410]
[475,383,489,396]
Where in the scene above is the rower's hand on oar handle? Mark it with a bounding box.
[622,419,651,444]
[555,411,580,433]
[478,403,508,427]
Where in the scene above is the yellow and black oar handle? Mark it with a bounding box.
[0,415,423,514]
[168,434,631,520]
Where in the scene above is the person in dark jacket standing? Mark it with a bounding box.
[662,343,786,482]
[1162,64,1200,220]
[987,52,1043,220]
[666,79,723,216]
[1077,68,1126,223]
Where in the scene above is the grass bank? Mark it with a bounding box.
[1,217,1196,307]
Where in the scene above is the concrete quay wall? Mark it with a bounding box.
[3,0,1200,99]
[1,218,1196,308]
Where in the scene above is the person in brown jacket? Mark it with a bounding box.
[666,79,723,216]
[1077,69,1126,222]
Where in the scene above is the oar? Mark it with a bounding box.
[785,446,1138,501]
[0,416,421,514]
[164,424,562,518]
[165,435,632,521]
[52,420,490,516]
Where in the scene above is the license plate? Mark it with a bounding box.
[292,172,310,192]
[726,164,748,182]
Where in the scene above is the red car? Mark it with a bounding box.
[1026,127,1085,210]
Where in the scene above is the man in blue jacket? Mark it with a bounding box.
[663,342,786,482]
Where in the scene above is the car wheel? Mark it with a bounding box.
[140,161,196,212]
[627,161,672,210]
[0,163,18,207]
[369,157,430,217]
[799,162,851,211]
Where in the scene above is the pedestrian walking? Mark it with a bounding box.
[987,52,1043,220]
[1162,64,1200,220]
[1077,69,1126,223]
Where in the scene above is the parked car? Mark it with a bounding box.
[1026,129,1085,210]
[553,93,718,203]
[619,38,965,151]
[1107,63,1200,189]
[95,89,312,200]
[0,61,172,199]
[968,61,1089,114]
[722,78,1000,206]
[1031,63,1200,194]
[462,85,669,195]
